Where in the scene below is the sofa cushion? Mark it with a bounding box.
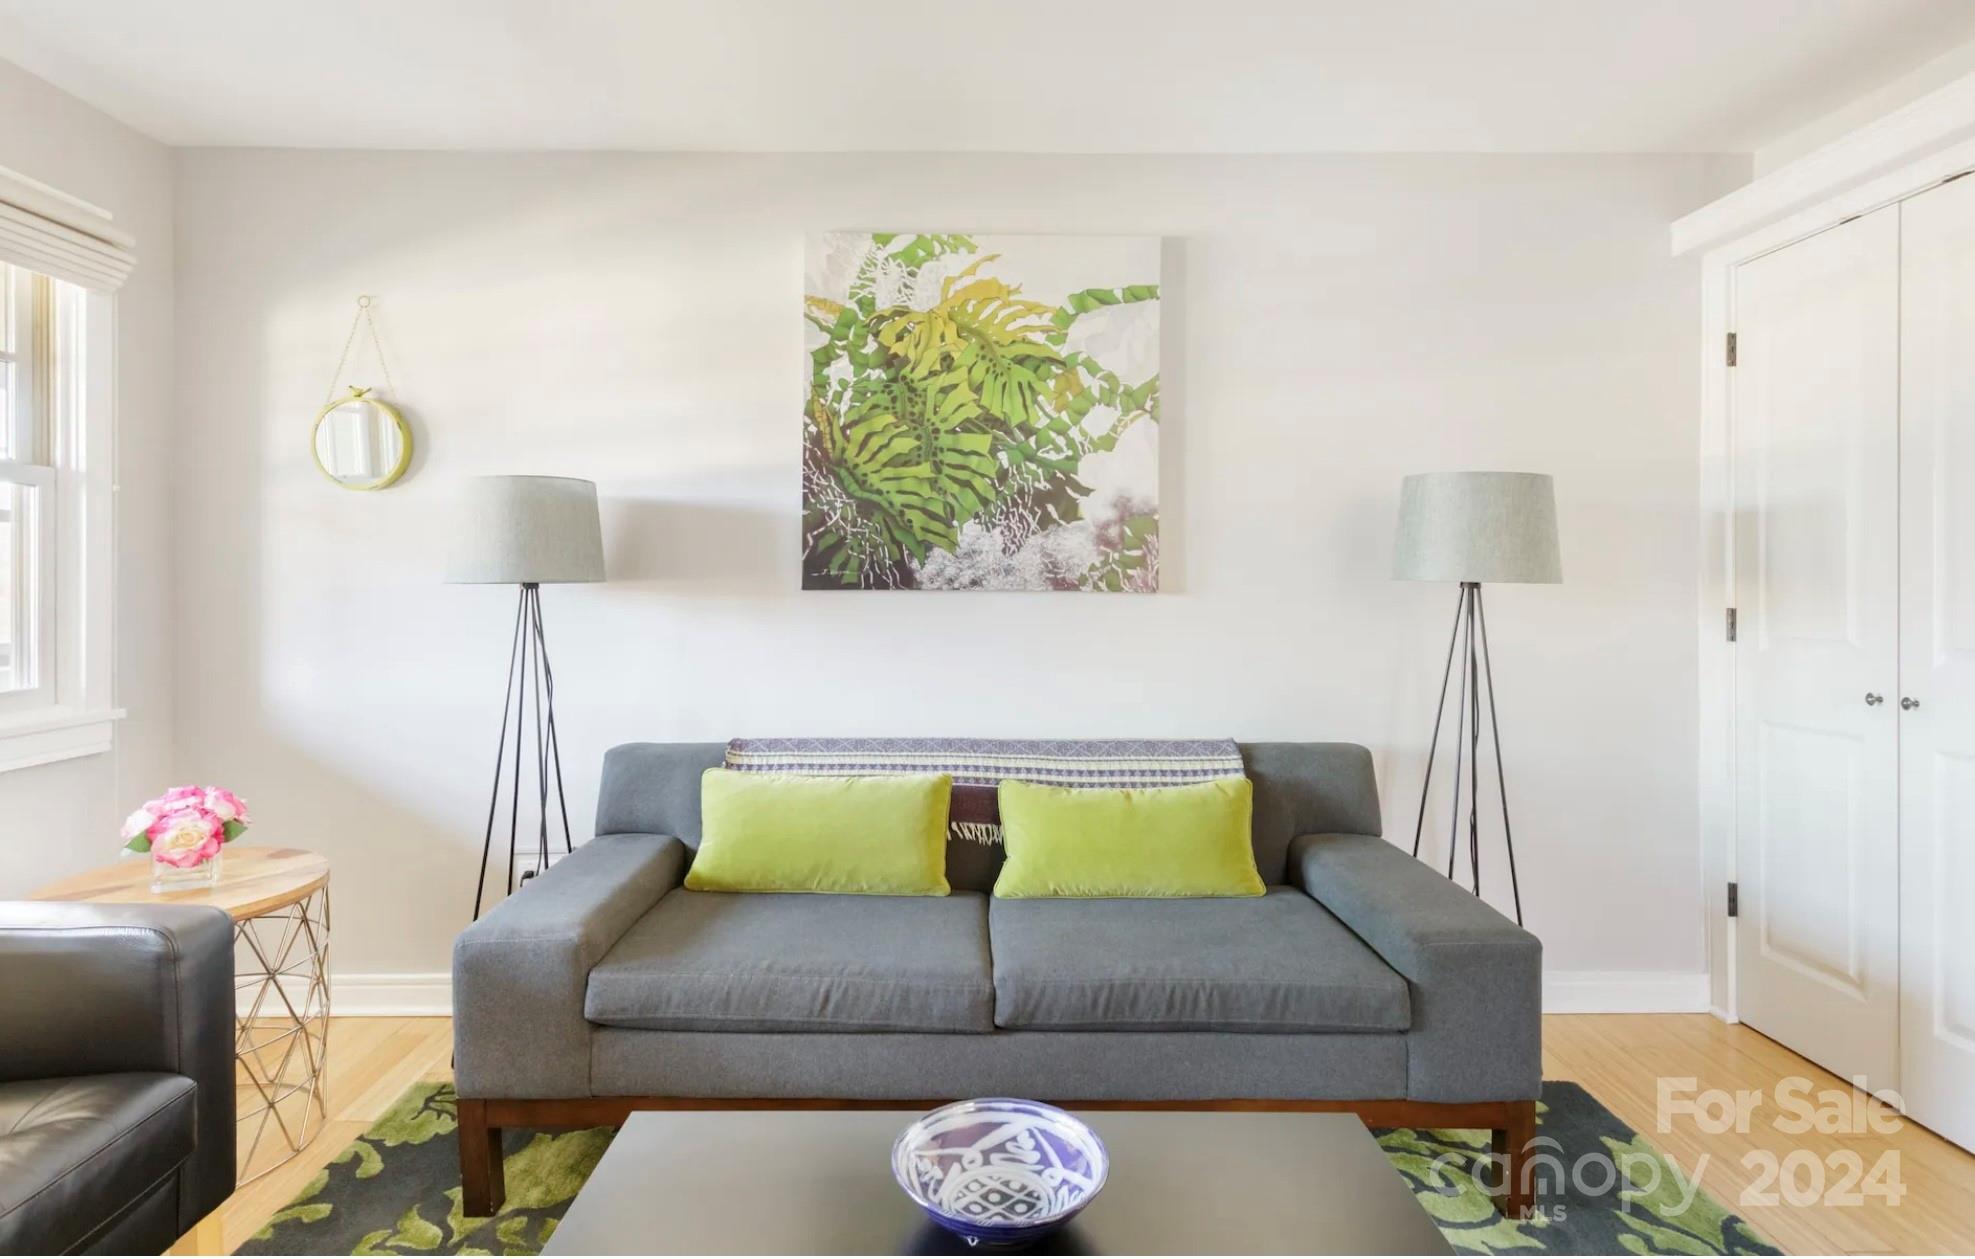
[988,889,1410,1033]
[586,890,995,1033]
[0,1072,196,1256]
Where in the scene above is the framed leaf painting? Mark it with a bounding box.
[802,233,1160,591]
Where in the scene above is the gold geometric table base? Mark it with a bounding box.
[234,886,331,1183]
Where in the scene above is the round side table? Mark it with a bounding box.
[31,846,332,1183]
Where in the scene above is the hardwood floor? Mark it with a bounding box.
[171,1014,1975,1255]
[168,1017,455,1257]
[1545,1015,1975,1255]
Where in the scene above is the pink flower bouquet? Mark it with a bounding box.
[121,786,251,869]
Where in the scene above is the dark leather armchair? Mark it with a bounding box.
[0,902,237,1255]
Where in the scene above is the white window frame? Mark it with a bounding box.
[0,261,118,772]
[1,269,57,714]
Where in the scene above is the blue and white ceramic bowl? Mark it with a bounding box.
[891,1098,1109,1248]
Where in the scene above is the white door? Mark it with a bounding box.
[1898,174,1975,1150]
[1732,205,1902,1090]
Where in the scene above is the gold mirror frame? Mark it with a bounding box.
[311,387,412,491]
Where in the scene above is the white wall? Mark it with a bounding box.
[0,61,174,892]
[170,149,1745,1005]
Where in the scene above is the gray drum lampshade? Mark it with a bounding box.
[1394,471,1561,584]
[445,475,606,584]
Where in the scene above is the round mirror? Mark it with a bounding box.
[312,387,411,490]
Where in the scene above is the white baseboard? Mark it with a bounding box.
[1543,971,1710,1014]
[238,972,453,1017]
[333,973,454,1016]
[306,969,1711,1019]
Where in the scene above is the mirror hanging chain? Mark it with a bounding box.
[312,296,412,491]
[324,295,396,404]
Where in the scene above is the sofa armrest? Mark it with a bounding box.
[1290,833,1541,1103]
[0,901,237,1229]
[453,834,688,1099]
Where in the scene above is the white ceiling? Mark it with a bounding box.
[3,0,1972,153]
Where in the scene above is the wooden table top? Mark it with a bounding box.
[30,846,330,920]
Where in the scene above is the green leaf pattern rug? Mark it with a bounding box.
[240,1081,1779,1256]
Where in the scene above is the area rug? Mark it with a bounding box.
[239,1081,1779,1256]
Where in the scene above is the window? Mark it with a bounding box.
[0,263,58,708]
[0,257,115,770]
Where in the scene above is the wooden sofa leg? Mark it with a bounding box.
[459,1099,506,1216]
[1493,1099,1538,1220]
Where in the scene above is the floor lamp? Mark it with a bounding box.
[446,475,606,919]
[1394,471,1560,926]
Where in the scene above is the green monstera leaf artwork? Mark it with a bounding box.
[803,233,1160,590]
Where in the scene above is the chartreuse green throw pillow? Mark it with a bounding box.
[993,777,1265,898]
[685,770,951,895]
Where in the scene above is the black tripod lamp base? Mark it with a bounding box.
[1408,581,1524,927]
[472,582,576,920]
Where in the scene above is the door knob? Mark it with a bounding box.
[1865,693,1884,706]
[1901,696,1920,711]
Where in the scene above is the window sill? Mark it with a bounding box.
[0,706,124,774]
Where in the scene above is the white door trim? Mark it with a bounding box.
[1695,129,1975,1023]
[1672,68,1975,257]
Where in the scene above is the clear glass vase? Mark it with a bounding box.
[151,847,222,893]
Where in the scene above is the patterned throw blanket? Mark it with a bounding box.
[723,737,1245,846]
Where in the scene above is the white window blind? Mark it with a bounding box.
[0,165,134,294]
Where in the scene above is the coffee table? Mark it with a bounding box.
[542,1108,1451,1254]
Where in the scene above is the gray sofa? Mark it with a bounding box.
[0,902,237,1255]
[453,742,1542,1216]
